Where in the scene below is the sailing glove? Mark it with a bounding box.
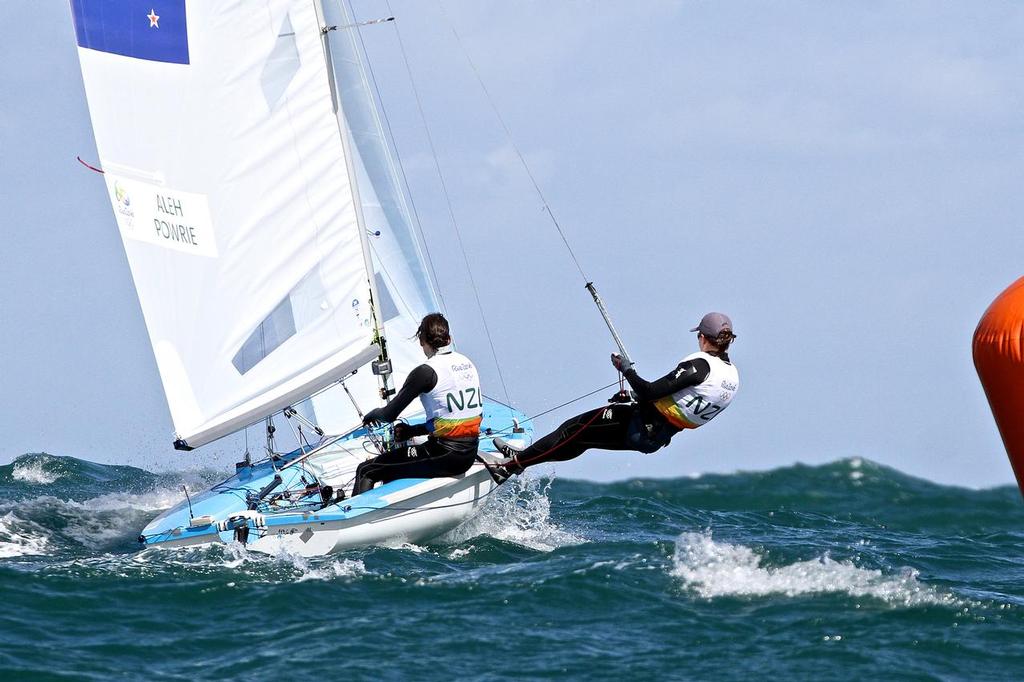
[611,353,634,373]
[362,408,385,427]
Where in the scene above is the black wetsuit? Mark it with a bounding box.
[353,363,478,495]
[512,352,731,469]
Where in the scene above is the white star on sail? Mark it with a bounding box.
[148,9,160,28]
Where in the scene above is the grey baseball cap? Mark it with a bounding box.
[690,312,735,337]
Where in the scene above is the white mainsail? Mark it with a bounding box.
[72,0,383,448]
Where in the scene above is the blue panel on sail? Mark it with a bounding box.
[71,0,189,64]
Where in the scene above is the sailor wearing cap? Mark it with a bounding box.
[487,313,739,483]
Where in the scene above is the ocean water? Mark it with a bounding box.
[1,453,1022,680]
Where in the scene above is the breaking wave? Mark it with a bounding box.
[671,531,961,607]
[0,513,51,558]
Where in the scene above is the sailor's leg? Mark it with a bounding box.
[514,404,635,468]
[375,441,476,484]
[352,459,377,496]
[352,460,375,495]
[353,447,410,495]
[354,442,477,493]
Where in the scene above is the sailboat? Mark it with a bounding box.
[70,0,532,555]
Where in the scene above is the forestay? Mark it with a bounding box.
[72,0,381,448]
[307,0,443,433]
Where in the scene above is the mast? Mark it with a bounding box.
[315,0,394,403]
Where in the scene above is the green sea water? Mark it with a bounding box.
[1,453,1022,680]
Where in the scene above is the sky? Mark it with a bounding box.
[2,1,1023,488]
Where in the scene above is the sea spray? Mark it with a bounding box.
[11,458,61,485]
[441,469,584,551]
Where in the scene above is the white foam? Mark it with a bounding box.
[77,487,187,513]
[11,460,60,485]
[67,489,188,546]
[0,513,50,558]
[220,543,368,583]
[671,531,959,607]
[382,541,428,553]
[51,542,368,584]
[442,471,583,552]
[0,486,195,551]
[447,546,474,559]
[294,557,367,582]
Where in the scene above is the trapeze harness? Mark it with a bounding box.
[508,351,738,468]
[623,349,738,452]
[353,347,483,494]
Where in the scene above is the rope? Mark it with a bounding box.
[384,1,513,407]
[435,0,589,284]
[518,381,620,423]
[76,156,104,174]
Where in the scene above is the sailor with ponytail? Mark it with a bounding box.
[353,313,483,495]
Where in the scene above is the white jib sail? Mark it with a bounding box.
[72,0,381,448]
[307,0,444,433]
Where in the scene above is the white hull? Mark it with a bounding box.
[141,436,508,557]
[248,465,496,556]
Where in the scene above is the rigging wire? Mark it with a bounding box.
[434,0,636,367]
[479,380,620,440]
[491,380,619,426]
[343,0,449,314]
[382,0,513,408]
[435,0,589,284]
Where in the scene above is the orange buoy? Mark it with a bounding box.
[973,276,1024,496]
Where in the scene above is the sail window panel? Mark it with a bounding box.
[232,298,296,375]
[232,268,331,375]
[261,14,300,111]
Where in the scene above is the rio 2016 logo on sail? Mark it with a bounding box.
[113,182,134,229]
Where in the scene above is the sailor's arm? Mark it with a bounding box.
[617,357,711,401]
[362,364,437,426]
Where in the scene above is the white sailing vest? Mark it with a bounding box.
[420,348,483,439]
[653,351,739,429]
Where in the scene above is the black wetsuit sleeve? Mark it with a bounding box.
[403,423,431,437]
[622,358,711,402]
[373,364,437,423]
